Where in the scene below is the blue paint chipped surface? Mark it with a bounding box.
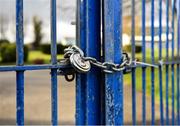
[104,0,123,125]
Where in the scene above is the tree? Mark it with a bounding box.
[32,16,43,50]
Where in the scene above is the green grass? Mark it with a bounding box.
[124,67,178,103]
[0,51,63,65]
[28,51,63,64]
[124,48,179,105]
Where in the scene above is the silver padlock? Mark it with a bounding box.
[70,53,91,73]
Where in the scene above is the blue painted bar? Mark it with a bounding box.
[158,0,164,124]
[101,0,105,124]
[142,0,146,125]
[171,0,175,124]
[16,0,24,125]
[165,0,169,124]
[131,0,136,125]
[50,69,58,125]
[104,0,123,124]
[151,0,155,124]
[0,60,180,72]
[86,0,101,124]
[16,71,24,125]
[50,0,58,125]
[177,1,180,124]
[0,64,71,72]
[76,0,86,124]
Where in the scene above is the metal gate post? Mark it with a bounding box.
[103,0,123,125]
[16,0,24,125]
[85,0,101,124]
[76,0,86,124]
[76,0,101,124]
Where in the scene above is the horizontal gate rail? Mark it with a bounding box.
[1,60,180,72]
[0,65,71,72]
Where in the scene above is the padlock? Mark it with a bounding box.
[70,53,91,73]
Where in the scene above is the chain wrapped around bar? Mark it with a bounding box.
[58,45,161,81]
[63,45,132,74]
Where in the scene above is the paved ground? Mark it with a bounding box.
[0,70,166,125]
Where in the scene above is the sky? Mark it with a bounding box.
[0,0,76,43]
[0,0,174,44]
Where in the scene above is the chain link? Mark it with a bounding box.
[62,45,132,73]
[59,45,161,75]
[58,45,162,81]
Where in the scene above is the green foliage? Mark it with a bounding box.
[0,43,16,62]
[40,43,70,55]
[24,45,29,62]
[32,16,43,50]
[123,45,142,53]
[0,43,29,63]
[0,39,10,47]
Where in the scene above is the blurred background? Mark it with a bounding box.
[0,0,178,125]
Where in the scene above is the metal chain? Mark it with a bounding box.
[58,45,162,81]
[62,45,132,74]
[59,45,161,75]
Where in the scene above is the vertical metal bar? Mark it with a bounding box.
[171,0,175,124]
[16,0,24,125]
[158,0,164,124]
[165,0,169,124]
[76,0,86,124]
[131,0,136,125]
[50,0,58,125]
[177,1,180,124]
[142,0,146,124]
[104,0,123,125]
[151,0,155,124]
[101,0,105,124]
[86,0,101,124]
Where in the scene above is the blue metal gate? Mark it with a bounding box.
[0,0,180,125]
